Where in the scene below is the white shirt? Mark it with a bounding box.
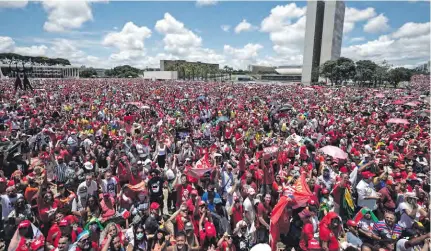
[243,197,256,223]
[356,180,378,210]
[396,239,417,251]
[0,194,23,220]
[101,178,117,196]
[396,202,419,229]
[77,180,98,197]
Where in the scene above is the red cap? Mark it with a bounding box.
[308,239,321,250]
[361,171,375,179]
[191,189,198,196]
[346,220,358,227]
[199,201,206,206]
[322,188,329,195]
[150,202,160,210]
[59,219,68,227]
[0,177,6,183]
[386,179,395,185]
[339,166,348,173]
[18,220,31,229]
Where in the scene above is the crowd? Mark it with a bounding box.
[0,76,429,251]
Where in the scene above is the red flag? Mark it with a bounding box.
[187,152,213,179]
[269,173,315,251]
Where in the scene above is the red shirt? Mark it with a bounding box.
[38,200,59,223]
[220,241,237,251]
[256,202,270,228]
[299,223,314,251]
[176,184,192,208]
[231,204,244,226]
[319,227,340,251]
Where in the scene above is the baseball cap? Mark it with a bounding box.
[18,220,31,229]
[150,202,160,210]
[361,171,375,179]
[59,219,69,227]
[184,222,194,231]
[346,220,358,227]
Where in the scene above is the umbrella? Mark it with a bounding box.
[197,95,206,101]
[405,102,417,107]
[279,105,292,112]
[319,146,348,159]
[392,100,406,105]
[375,94,385,98]
[21,95,29,99]
[141,105,150,109]
[302,87,315,91]
[387,118,409,125]
[216,116,229,124]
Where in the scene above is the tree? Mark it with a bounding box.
[355,60,377,86]
[388,67,412,88]
[373,61,390,87]
[80,68,98,78]
[320,60,337,85]
[334,57,356,85]
[104,65,141,78]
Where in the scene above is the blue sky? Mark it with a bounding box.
[0,1,429,69]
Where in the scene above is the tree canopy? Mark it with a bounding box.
[0,53,71,66]
[80,68,98,78]
[320,57,429,87]
[105,65,141,78]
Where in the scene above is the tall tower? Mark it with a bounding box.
[302,0,345,85]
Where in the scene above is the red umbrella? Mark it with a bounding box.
[319,145,348,159]
[392,100,406,105]
[387,118,409,125]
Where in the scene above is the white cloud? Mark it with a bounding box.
[0,37,15,52]
[0,0,28,8]
[364,14,390,33]
[196,0,217,7]
[343,7,376,33]
[103,22,152,51]
[342,21,430,67]
[350,37,366,43]
[392,22,430,39]
[343,22,354,33]
[260,3,306,65]
[14,45,48,56]
[41,0,106,32]
[221,25,230,32]
[0,36,47,57]
[155,13,202,56]
[224,43,263,60]
[234,19,255,34]
[260,3,306,33]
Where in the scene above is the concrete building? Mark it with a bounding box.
[248,65,276,74]
[0,64,80,79]
[143,71,178,80]
[302,0,345,84]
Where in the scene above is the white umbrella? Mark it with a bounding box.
[319,145,348,159]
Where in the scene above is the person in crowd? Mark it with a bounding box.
[0,77,429,251]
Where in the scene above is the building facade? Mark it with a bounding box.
[0,64,79,79]
[302,0,345,84]
[248,65,276,74]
